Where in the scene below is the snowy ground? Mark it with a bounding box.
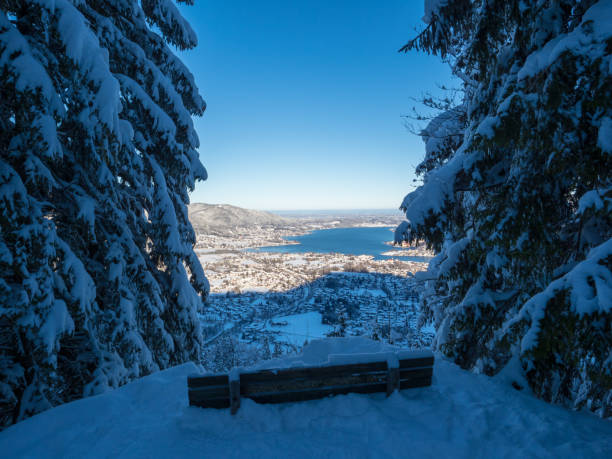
[1,339,611,458]
[264,311,334,346]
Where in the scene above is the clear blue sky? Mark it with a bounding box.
[178,0,455,210]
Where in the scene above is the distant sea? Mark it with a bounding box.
[249,226,430,261]
[271,208,403,218]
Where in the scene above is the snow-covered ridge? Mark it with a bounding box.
[220,337,432,372]
[188,203,291,234]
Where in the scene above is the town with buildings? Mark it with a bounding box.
[192,204,435,372]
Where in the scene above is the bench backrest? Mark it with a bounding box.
[188,350,434,414]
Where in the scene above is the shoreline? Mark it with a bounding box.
[239,226,433,261]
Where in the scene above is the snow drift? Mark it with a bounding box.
[1,338,610,458]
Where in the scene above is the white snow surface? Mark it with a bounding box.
[264,311,333,346]
[517,238,612,352]
[1,338,611,458]
[518,0,612,81]
[250,337,396,370]
[599,116,612,153]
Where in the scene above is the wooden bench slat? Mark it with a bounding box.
[246,382,388,404]
[188,385,229,398]
[241,371,388,395]
[188,378,433,408]
[399,367,433,380]
[398,356,434,369]
[187,374,228,388]
[240,361,388,383]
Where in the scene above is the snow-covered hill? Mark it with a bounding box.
[1,339,610,458]
[188,203,291,234]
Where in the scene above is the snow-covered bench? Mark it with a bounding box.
[188,350,434,414]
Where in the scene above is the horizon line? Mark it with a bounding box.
[190,202,403,212]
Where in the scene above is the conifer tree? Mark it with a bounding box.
[0,0,208,427]
[398,0,612,417]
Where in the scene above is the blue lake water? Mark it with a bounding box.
[249,226,431,261]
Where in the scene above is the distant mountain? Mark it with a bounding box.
[188,203,290,234]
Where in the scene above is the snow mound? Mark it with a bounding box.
[250,336,396,370]
[1,339,611,458]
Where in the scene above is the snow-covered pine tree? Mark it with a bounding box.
[397,0,612,417]
[0,0,208,428]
